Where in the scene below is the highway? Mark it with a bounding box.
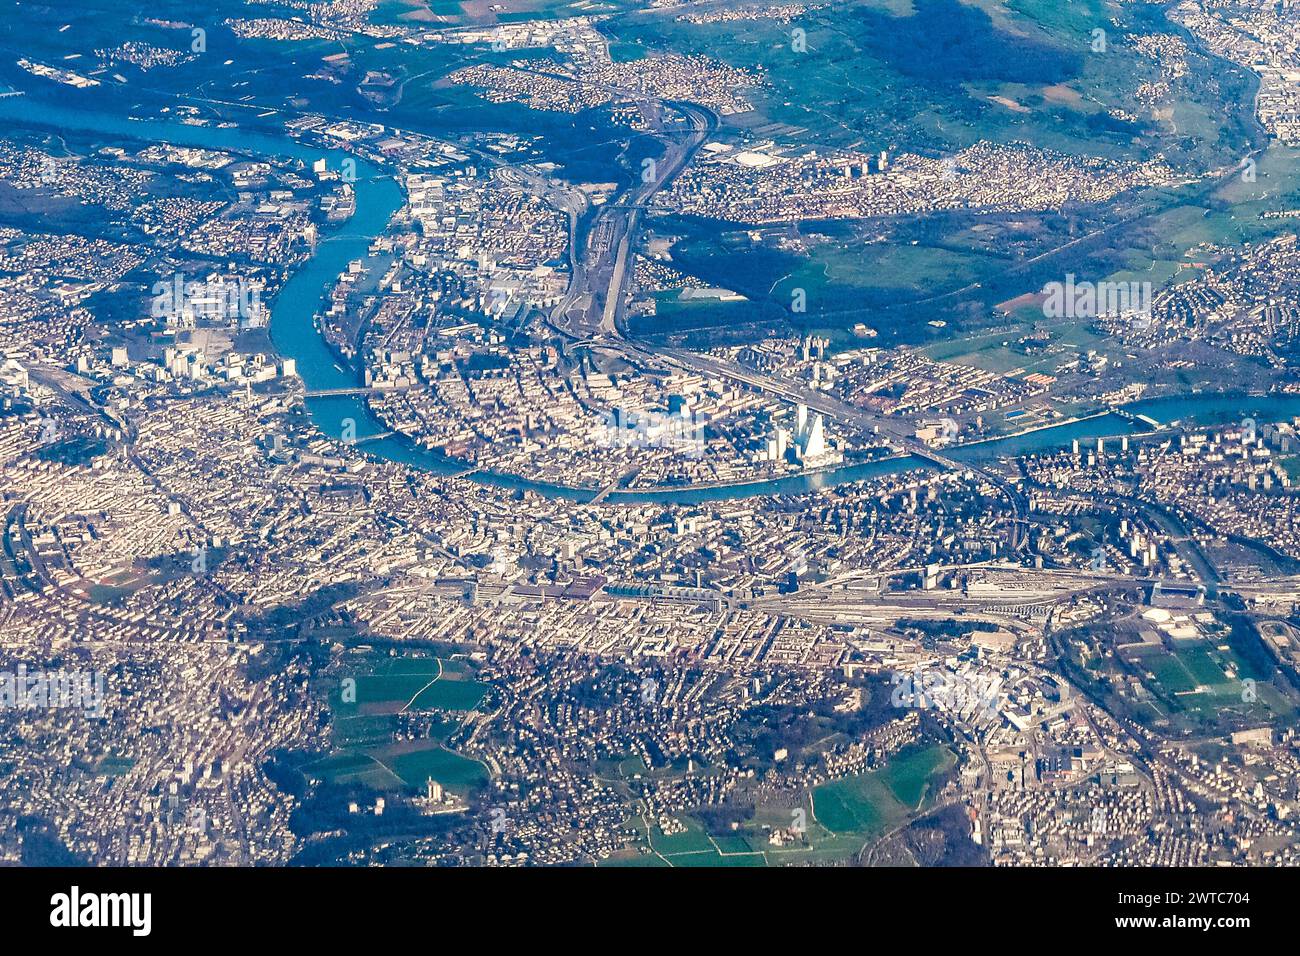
[617,339,1032,549]
[514,84,1031,552]
[547,99,714,341]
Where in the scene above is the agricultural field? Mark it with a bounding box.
[605,0,1256,166]
[305,653,490,796]
[600,743,957,866]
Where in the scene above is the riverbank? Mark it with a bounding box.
[7,92,1300,506]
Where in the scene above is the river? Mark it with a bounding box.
[3,93,1299,504]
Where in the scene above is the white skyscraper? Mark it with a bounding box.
[791,404,831,463]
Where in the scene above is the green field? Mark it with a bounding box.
[813,744,954,835]
[1180,647,1228,687]
[602,743,957,867]
[608,0,1254,165]
[94,754,135,777]
[308,653,491,796]
[331,656,488,714]
[1131,633,1295,732]
[611,0,1284,343]
[384,742,489,790]
[307,741,490,792]
[1149,653,1199,695]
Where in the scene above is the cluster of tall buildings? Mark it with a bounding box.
[762,403,838,466]
[840,150,890,179]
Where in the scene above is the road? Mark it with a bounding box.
[619,339,1032,549]
[547,100,714,340]
[522,89,1035,550]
